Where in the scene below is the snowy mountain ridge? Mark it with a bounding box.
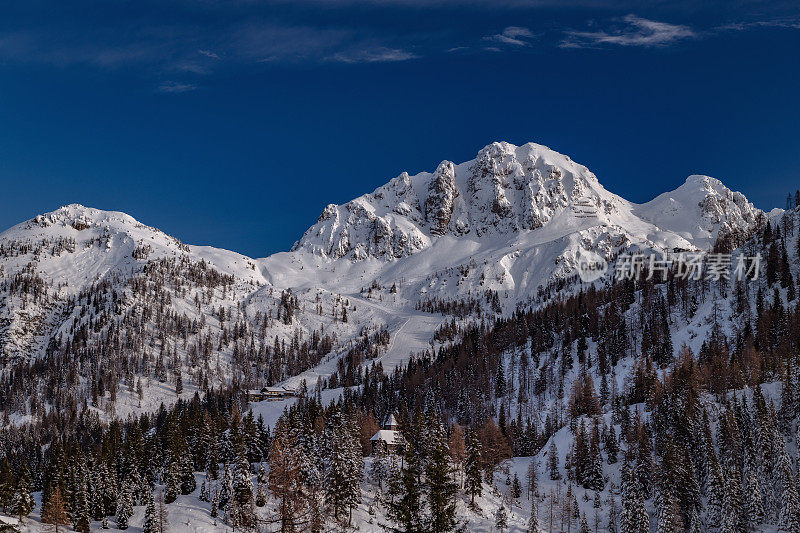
[294,142,764,262]
[0,141,767,419]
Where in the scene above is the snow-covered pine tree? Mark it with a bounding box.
[218,463,233,510]
[164,459,180,504]
[101,462,118,517]
[179,448,196,495]
[606,423,619,464]
[233,445,253,508]
[425,413,458,533]
[370,443,390,493]
[255,463,267,507]
[385,414,425,533]
[210,490,219,518]
[779,464,800,533]
[744,469,765,527]
[73,467,91,533]
[621,462,649,533]
[512,472,523,499]
[655,494,682,533]
[705,451,725,529]
[142,489,157,533]
[464,427,482,506]
[528,493,539,533]
[89,463,103,520]
[607,494,619,533]
[573,420,588,485]
[323,410,362,525]
[721,467,746,533]
[495,503,508,532]
[11,465,34,522]
[115,485,134,530]
[155,488,169,533]
[199,475,210,502]
[548,440,560,480]
[580,512,590,533]
[585,422,604,491]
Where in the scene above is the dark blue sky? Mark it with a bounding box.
[0,1,798,257]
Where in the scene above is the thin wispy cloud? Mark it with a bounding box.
[561,15,695,48]
[198,49,220,59]
[330,47,416,64]
[715,18,800,32]
[486,26,537,46]
[0,1,795,88]
[157,81,198,93]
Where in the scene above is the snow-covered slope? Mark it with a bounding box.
[0,141,767,418]
[635,174,764,250]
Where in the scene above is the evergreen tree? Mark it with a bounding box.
[233,445,254,510]
[721,468,746,533]
[580,513,590,533]
[115,485,134,530]
[101,463,118,517]
[585,423,604,491]
[655,495,682,533]
[142,490,157,533]
[744,469,765,527]
[526,459,539,501]
[528,494,539,533]
[385,424,425,533]
[512,472,523,500]
[218,463,233,510]
[779,466,800,533]
[425,415,458,533]
[11,466,34,522]
[323,410,363,525]
[606,424,619,464]
[155,489,169,533]
[621,463,649,533]
[73,471,91,533]
[179,449,196,495]
[210,490,219,518]
[199,475,210,503]
[548,440,560,480]
[705,453,725,529]
[464,428,483,506]
[370,445,391,493]
[255,464,268,507]
[164,459,180,504]
[495,503,508,532]
[608,494,619,533]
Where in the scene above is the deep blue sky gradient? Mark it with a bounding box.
[0,1,798,256]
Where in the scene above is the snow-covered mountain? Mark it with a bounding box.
[0,141,767,418]
[290,142,764,303]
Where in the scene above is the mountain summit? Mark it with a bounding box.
[293,142,763,263]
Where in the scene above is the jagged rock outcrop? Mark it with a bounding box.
[425,161,457,235]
